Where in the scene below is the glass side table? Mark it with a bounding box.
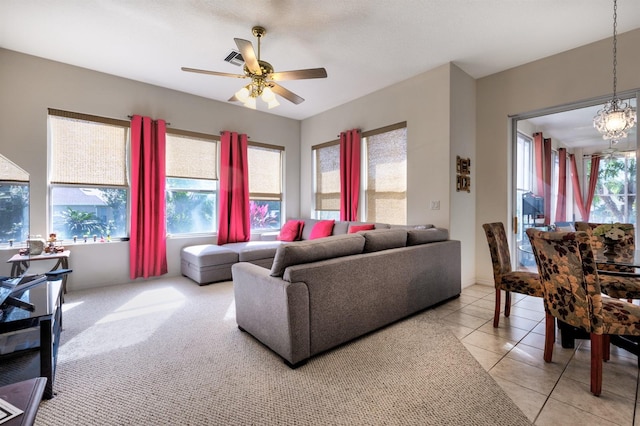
[0,280,63,399]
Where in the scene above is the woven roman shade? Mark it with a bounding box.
[248,143,282,200]
[49,112,128,186]
[365,126,407,224]
[0,154,29,182]
[314,142,340,211]
[166,131,218,180]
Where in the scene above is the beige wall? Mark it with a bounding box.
[475,28,640,284]
[300,63,478,286]
[0,48,301,290]
[4,26,638,291]
[450,64,477,287]
[300,64,453,227]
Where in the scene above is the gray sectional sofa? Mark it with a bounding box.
[231,227,461,367]
[181,218,421,285]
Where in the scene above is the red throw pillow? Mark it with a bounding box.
[278,220,304,242]
[309,220,335,240]
[348,224,375,233]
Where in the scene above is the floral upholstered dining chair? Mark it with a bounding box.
[574,222,635,266]
[482,222,543,328]
[574,221,640,300]
[526,228,640,396]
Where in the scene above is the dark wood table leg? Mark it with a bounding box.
[39,317,54,399]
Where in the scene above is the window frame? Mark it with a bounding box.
[165,128,220,237]
[311,140,341,220]
[48,109,130,241]
[361,122,407,224]
[248,141,285,232]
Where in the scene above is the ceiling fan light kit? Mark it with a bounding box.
[182,26,327,110]
[593,0,637,144]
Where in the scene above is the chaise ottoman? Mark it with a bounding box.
[180,244,238,285]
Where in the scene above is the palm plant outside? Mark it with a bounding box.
[60,208,104,236]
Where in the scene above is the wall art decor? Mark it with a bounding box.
[456,156,471,193]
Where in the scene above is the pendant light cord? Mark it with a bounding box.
[612,0,618,102]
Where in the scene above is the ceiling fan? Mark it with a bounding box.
[590,140,636,159]
[181,26,327,109]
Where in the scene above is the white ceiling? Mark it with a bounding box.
[523,98,638,154]
[2,0,640,121]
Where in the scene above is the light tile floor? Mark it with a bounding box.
[433,284,640,425]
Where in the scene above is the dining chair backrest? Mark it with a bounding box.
[526,229,605,334]
[482,222,513,278]
[574,221,635,251]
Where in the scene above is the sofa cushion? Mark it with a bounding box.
[309,220,335,240]
[270,234,365,277]
[361,229,408,253]
[181,244,238,267]
[278,220,304,242]
[348,223,375,233]
[406,228,449,245]
[224,241,282,262]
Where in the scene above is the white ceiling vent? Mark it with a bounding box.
[224,50,244,66]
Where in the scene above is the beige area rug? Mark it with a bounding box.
[30,277,530,425]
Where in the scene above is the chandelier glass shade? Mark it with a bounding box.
[593,99,636,143]
[593,0,637,143]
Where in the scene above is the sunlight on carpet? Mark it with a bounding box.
[34,277,532,426]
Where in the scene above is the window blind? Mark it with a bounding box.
[49,114,128,186]
[314,143,340,211]
[365,127,407,224]
[0,154,29,182]
[248,144,282,200]
[166,132,218,180]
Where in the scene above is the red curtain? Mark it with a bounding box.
[218,131,250,245]
[533,133,552,225]
[569,154,600,221]
[585,155,601,220]
[339,129,361,221]
[130,115,168,279]
[534,132,544,197]
[555,148,567,222]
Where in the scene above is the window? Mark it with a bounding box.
[362,124,407,224]
[165,130,218,235]
[589,153,637,225]
[248,143,283,231]
[49,110,129,240]
[0,154,29,243]
[312,142,340,220]
[311,123,407,223]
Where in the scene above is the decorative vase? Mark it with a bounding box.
[603,237,618,257]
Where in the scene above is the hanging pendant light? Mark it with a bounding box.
[593,0,636,144]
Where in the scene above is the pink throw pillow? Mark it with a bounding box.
[278,220,304,242]
[309,220,335,240]
[348,224,375,233]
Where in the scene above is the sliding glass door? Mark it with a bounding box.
[511,93,639,272]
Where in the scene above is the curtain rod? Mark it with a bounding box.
[127,115,171,126]
[219,131,250,139]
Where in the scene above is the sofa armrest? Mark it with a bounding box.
[232,262,310,366]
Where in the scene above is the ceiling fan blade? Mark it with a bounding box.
[271,83,304,105]
[270,68,327,81]
[181,67,245,79]
[234,38,261,75]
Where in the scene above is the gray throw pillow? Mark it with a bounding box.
[269,233,365,277]
[361,229,408,253]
